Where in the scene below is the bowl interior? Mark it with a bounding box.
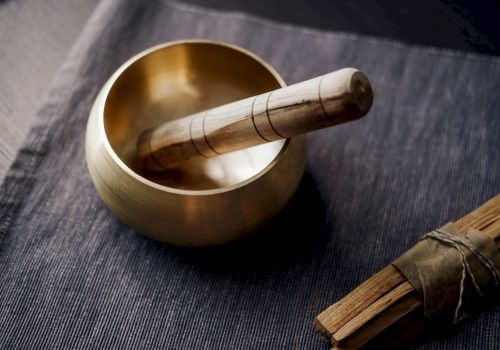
[103,42,286,190]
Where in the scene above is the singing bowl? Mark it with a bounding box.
[85,40,307,246]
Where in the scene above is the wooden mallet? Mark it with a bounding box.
[137,68,373,170]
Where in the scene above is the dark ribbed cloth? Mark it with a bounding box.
[1,1,499,348]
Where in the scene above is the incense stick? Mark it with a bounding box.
[315,194,500,349]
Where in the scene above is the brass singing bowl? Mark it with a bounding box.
[85,40,307,246]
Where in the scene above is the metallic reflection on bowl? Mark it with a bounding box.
[85,40,307,246]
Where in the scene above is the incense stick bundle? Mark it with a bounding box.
[314,195,500,349]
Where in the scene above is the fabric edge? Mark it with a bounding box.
[163,0,500,65]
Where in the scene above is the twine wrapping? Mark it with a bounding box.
[392,223,500,323]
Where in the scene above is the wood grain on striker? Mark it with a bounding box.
[137,68,373,170]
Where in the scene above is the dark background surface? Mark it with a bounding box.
[183,0,500,55]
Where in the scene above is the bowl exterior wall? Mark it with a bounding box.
[85,41,307,246]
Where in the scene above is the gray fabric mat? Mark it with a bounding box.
[1,0,499,348]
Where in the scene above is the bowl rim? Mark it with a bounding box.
[97,39,292,196]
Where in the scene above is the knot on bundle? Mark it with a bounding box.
[393,223,500,324]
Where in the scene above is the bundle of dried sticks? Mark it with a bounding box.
[314,195,500,349]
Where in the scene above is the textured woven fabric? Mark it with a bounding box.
[1,0,499,348]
